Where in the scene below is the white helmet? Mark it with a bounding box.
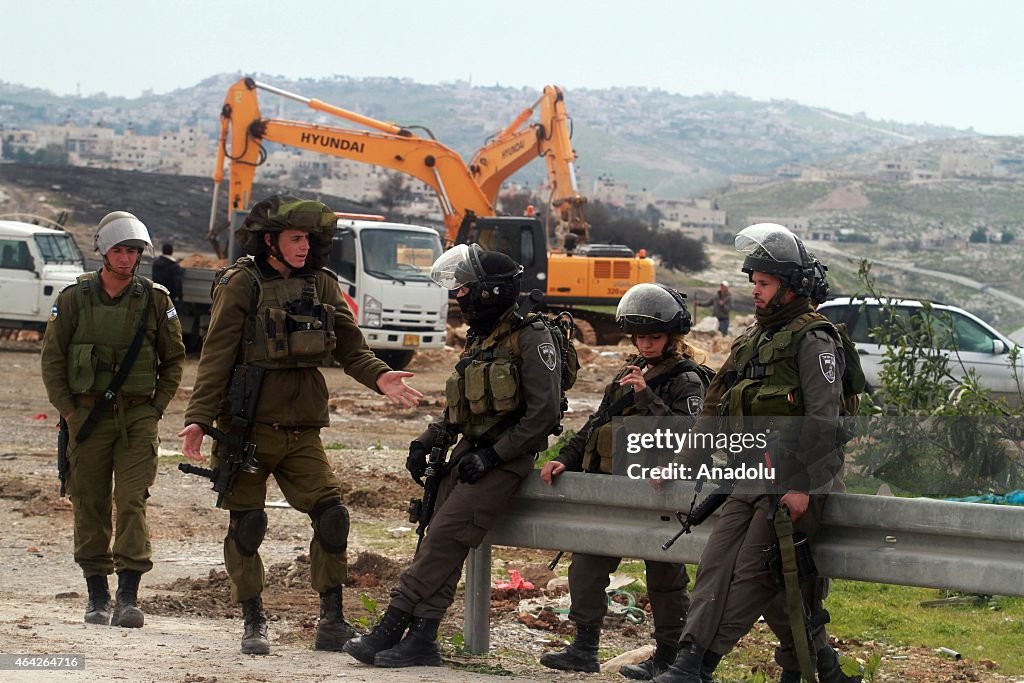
[94,211,153,255]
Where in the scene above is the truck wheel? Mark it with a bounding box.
[375,349,416,370]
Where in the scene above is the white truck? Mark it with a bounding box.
[326,217,448,369]
[177,216,447,369]
[0,220,85,331]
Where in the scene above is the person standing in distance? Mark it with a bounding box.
[178,195,421,655]
[41,211,185,628]
[696,281,733,336]
[151,242,184,304]
[343,243,562,668]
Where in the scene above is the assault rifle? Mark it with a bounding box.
[178,364,264,507]
[57,416,70,497]
[662,429,780,550]
[407,417,456,555]
[661,480,735,550]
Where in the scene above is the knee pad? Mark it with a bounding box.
[229,509,268,557]
[311,497,349,554]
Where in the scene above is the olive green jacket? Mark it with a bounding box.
[41,271,185,417]
[184,255,389,429]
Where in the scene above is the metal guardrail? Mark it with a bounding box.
[462,471,1024,653]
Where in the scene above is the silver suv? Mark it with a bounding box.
[817,297,1023,404]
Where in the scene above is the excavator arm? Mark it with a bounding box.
[209,78,493,254]
[468,85,589,246]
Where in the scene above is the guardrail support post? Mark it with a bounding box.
[464,542,493,654]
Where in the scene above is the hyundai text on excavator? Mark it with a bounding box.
[210,77,656,343]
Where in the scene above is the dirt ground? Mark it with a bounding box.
[0,336,1019,683]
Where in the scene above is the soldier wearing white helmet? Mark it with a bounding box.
[41,210,185,631]
[94,211,154,281]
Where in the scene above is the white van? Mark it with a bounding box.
[818,297,1023,404]
[0,221,85,331]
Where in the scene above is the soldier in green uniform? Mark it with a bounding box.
[537,283,710,679]
[760,256,864,683]
[343,243,563,668]
[654,224,850,683]
[178,195,422,656]
[41,211,185,628]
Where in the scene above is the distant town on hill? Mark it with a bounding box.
[0,72,997,197]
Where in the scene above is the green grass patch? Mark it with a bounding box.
[827,580,1024,673]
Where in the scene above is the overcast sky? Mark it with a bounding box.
[4,0,1022,135]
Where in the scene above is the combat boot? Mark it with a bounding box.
[700,650,723,683]
[240,595,270,655]
[620,642,678,679]
[84,575,111,625]
[539,623,601,673]
[373,616,443,668]
[110,570,144,628]
[343,605,413,665]
[652,641,706,683]
[314,586,360,650]
[815,646,862,683]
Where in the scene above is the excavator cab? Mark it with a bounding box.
[461,216,549,296]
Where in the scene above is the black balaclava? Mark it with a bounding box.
[457,251,522,336]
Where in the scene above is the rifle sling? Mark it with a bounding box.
[75,286,152,443]
[588,359,691,432]
[773,505,816,683]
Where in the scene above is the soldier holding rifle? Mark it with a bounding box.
[655,224,857,683]
[178,195,420,655]
[344,243,562,669]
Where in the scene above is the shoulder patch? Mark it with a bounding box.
[819,352,837,384]
[152,282,171,296]
[48,303,59,322]
[166,304,178,321]
[686,395,704,415]
[537,342,557,371]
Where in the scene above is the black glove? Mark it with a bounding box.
[458,447,501,484]
[406,440,427,486]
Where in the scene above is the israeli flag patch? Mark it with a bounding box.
[49,303,59,322]
[166,305,178,321]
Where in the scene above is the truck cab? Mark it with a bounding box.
[0,221,85,331]
[328,218,447,369]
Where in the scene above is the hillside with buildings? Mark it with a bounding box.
[3,75,1023,331]
[1,72,981,200]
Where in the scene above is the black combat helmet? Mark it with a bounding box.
[615,283,692,335]
[735,223,815,297]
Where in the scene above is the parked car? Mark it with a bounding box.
[817,297,1023,405]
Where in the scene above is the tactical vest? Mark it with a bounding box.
[445,313,528,442]
[67,272,158,396]
[723,312,838,420]
[582,353,706,474]
[218,259,337,369]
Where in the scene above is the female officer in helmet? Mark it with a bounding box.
[538,283,712,679]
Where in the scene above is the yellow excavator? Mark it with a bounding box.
[210,77,655,342]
